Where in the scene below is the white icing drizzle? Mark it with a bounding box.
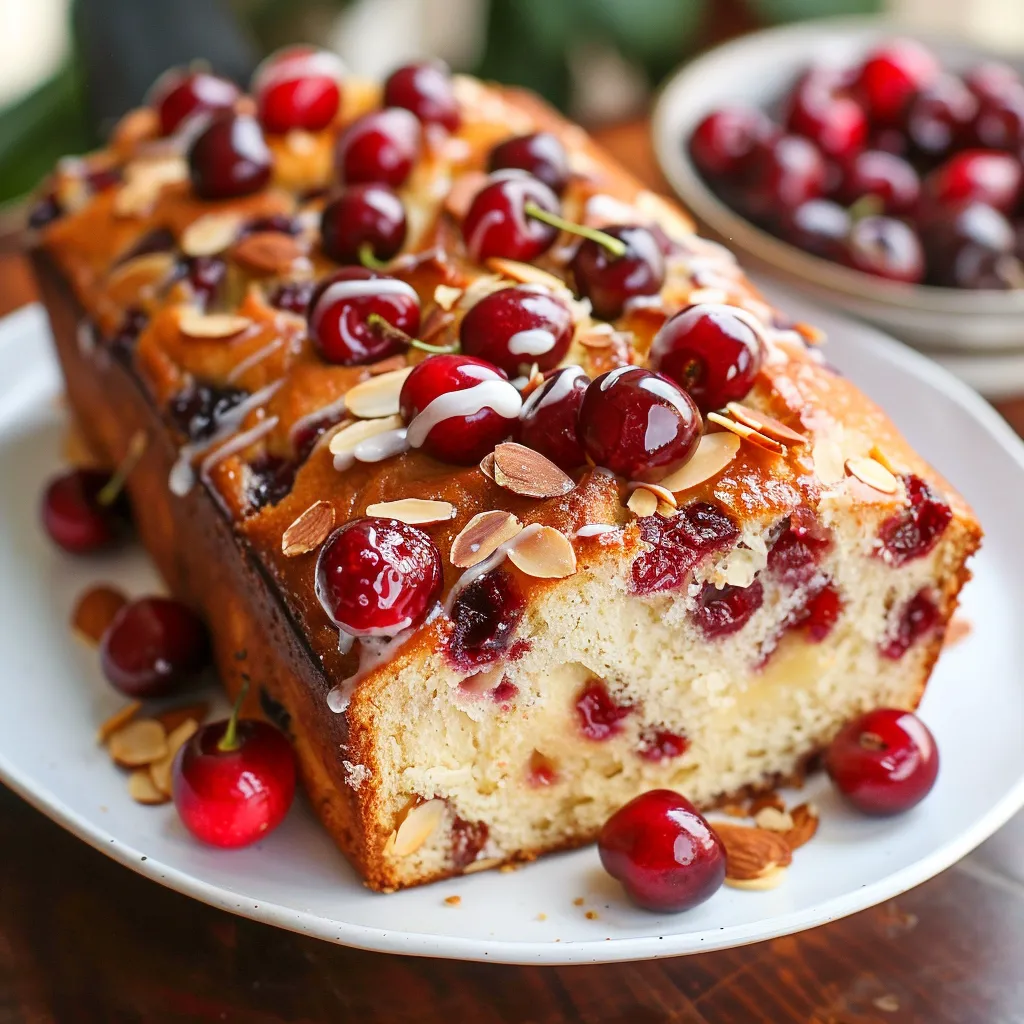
[443,523,544,614]
[199,415,279,482]
[252,48,345,93]
[355,427,410,464]
[288,393,348,449]
[407,380,522,448]
[227,336,285,383]
[464,171,538,262]
[77,319,97,355]
[310,277,419,335]
[584,193,636,226]
[599,365,635,391]
[507,327,556,356]
[520,364,586,419]
[574,523,620,538]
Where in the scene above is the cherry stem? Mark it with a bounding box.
[848,193,884,223]
[366,313,460,354]
[218,679,250,753]
[358,242,390,270]
[523,202,627,257]
[97,430,146,507]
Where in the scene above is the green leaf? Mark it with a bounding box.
[586,0,706,65]
[743,0,882,22]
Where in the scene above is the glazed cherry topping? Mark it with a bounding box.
[924,149,1023,215]
[487,132,570,195]
[575,679,633,741]
[400,354,522,465]
[108,306,149,358]
[517,365,590,471]
[100,597,210,698]
[783,199,850,261]
[173,702,296,848]
[315,517,442,637]
[689,107,776,180]
[148,68,241,136]
[247,454,296,510]
[649,303,764,415]
[742,134,827,226]
[578,367,701,483]
[383,60,460,132]
[825,707,939,815]
[320,183,407,265]
[447,570,526,671]
[461,173,560,263]
[308,267,419,366]
[570,225,666,320]
[291,404,349,462]
[768,509,831,585]
[637,729,689,763]
[881,590,939,660]
[252,46,343,134]
[41,468,128,554]
[459,286,573,373]
[855,39,940,125]
[335,108,422,188]
[268,278,316,316]
[921,200,1017,289]
[168,382,246,442]
[598,790,726,913]
[878,474,952,565]
[845,216,925,284]
[836,149,921,215]
[905,74,977,157]
[789,582,842,642]
[187,112,272,201]
[786,70,868,160]
[693,580,764,639]
[184,255,227,307]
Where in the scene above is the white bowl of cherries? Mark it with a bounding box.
[652,17,1024,358]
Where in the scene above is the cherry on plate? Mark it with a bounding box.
[783,199,850,260]
[742,134,827,226]
[252,46,344,134]
[825,707,939,815]
[689,107,776,180]
[487,132,570,195]
[845,216,925,284]
[147,68,240,137]
[599,790,726,913]
[41,468,128,554]
[517,365,590,471]
[570,224,665,320]
[320,183,407,265]
[855,38,940,125]
[334,107,422,188]
[383,60,460,132]
[187,112,273,200]
[315,517,443,636]
[100,596,210,698]
[461,173,561,263]
[923,149,1023,216]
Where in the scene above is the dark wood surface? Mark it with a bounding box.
[3,124,1024,1024]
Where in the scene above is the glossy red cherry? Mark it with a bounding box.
[965,62,1021,102]
[334,107,422,188]
[924,149,1023,215]
[575,679,632,740]
[783,199,850,260]
[786,72,868,160]
[383,60,460,132]
[461,173,560,263]
[487,132,570,195]
[599,790,726,913]
[187,112,272,200]
[447,570,526,671]
[743,134,827,226]
[252,46,344,134]
[460,286,573,373]
[694,580,764,638]
[571,225,665,320]
[922,201,1016,288]
[649,303,763,415]
[969,85,1024,151]
[320,183,407,265]
[855,39,940,125]
[100,597,210,698]
[836,149,920,215]
[315,517,443,636]
[825,708,939,815]
[689,107,775,180]
[400,354,522,465]
[41,468,127,554]
[517,365,590,471]
[904,74,977,157]
[845,216,925,284]
[148,68,240,137]
[578,366,702,483]
[173,700,296,848]
[308,267,419,365]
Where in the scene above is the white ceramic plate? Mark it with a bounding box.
[1,301,1022,965]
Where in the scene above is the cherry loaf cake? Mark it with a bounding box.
[30,50,981,891]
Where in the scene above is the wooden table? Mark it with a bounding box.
[3,124,1024,1024]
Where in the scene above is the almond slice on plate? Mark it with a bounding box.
[725,402,809,446]
[178,310,253,341]
[707,412,785,455]
[660,432,741,493]
[282,500,336,556]
[712,821,793,881]
[128,768,170,805]
[781,803,819,851]
[96,701,143,744]
[344,367,414,419]
[365,498,457,525]
[845,455,900,495]
[507,526,577,579]
[150,718,200,796]
[451,510,523,568]
[391,799,446,857]
[492,442,575,499]
[724,865,788,891]
[180,211,244,257]
[72,584,127,645]
[232,231,304,276]
[108,719,168,767]
[626,486,658,518]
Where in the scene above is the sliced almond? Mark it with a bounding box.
[519,365,545,399]
[479,451,496,481]
[365,498,456,525]
[419,308,456,345]
[629,482,676,508]
[156,702,210,734]
[344,367,414,419]
[845,455,899,495]
[656,501,677,518]
[753,807,795,833]
[781,803,819,852]
[282,500,336,556]
[660,432,741,493]
[392,799,446,857]
[707,412,785,455]
[110,107,159,152]
[462,856,504,875]
[433,284,463,310]
[713,822,793,881]
[484,258,568,293]
[96,701,142,744]
[578,331,613,350]
[113,157,188,217]
[812,438,846,485]
[725,865,787,891]
[106,251,176,302]
[725,402,809,446]
[794,321,825,345]
[492,442,575,499]
[686,286,729,306]
[72,584,127,645]
[626,487,658,518]
[232,231,304,276]
[507,526,577,579]
[128,769,169,805]
[150,718,199,796]
[450,510,523,568]
[178,310,253,341]
[180,211,244,257]
[944,616,972,649]
[108,719,168,768]
[329,415,403,464]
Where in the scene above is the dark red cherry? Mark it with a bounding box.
[599,790,726,913]
[836,149,920,215]
[922,200,1016,288]
[649,303,763,415]
[100,597,210,698]
[782,199,850,260]
[904,74,977,157]
[881,589,939,660]
[965,62,1021,102]
[168,382,246,442]
[187,112,272,200]
[320,183,407,264]
[41,468,127,554]
[400,354,521,464]
[247,454,296,510]
[575,679,632,741]
[315,517,442,636]
[693,580,764,638]
[845,216,925,284]
[768,509,831,586]
[637,729,689,762]
[268,279,315,316]
[517,365,590,471]
[786,73,868,160]
[148,68,240,137]
[689,107,776,180]
[487,132,570,195]
[307,267,419,365]
[855,39,939,125]
[460,286,573,373]
[383,60,460,132]
[461,173,560,262]
[924,149,1022,215]
[252,46,344,134]
[571,225,665,320]
[185,255,227,308]
[743,134,827,226]
[969,85,1024,151]
[877,474,952,565]
[578,367,701,483]
[790,582,842,642]
[447,570,526,671]
[825,708,939,815]
[335,108,422,188]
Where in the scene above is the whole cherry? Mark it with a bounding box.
[904,73,977,158]
[571,224,666,320]
[383,60,460,132]
[41,469,128,554]
[487,132,570,195]
[147,68,241,137]
[517,365,590,471]
[835,149,921,215]
[923,149,1023,216]
[921,201,1016,288]
[969,84,1024,151]
[742,134,827,227]
[855,38,940,125]
[786,70,868,161]
[251,46,344,134]
[461,173,561,262]
[825,707,939,815]
[845,216,925,284]
[689,107,776,180]
[334,107,422,188]
[783,199,850,260]
[320,183,407,265]
[599,790,726,913]
[187,112,273,200]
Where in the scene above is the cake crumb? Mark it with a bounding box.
[342,760,371,790]
[873,995,900,1013]
[499,862,519,873]
[537,913,547,921]
[573,897,585,906]
[585,910,599,920]
[944,616,972,648]
[444,895,461,907]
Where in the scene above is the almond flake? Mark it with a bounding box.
[113,158,188,217]
[944,616,972,649]
[178,310,253,340]
[484,258,568,293]
[156,702,209,733]
[450,510,523,568]
[463,856,504,875]
[479,452,496,481]
[707,412,785,455]
[106,251,176,302]
[724,865,787,890]
[507,526,577,579]
[686,286,729,305]
[96,701,143,744]
[460,665,505,695]
[72,584,127,645]
[329,415,403,461]
[365,498,456,524]
[794,321,825,345]
[110,107,159,152]
[433,284,463,310]
[725,402,808,446]
[812,438,846,485]
[282,500,336,556]
[713,821,793,881]
[232,231,304,275]
[180,212,244,257]
[845,456,899,495]
[520,366,545,398]
[344,367,413,419]
[492,442,575,499]
[150,719,199,796]
[578,331,612,350]
[128,769,169,805]
[660,432,741,493]
[392,799,446,857]
[869,445,903,476]
[628,482,675,508]
[626,487,658,518]
[781,803,819,851]
[656,501,677,518]
[108,719,168,767]
[753,807,795,833]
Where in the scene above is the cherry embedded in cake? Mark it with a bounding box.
[517,365,590,471]
[693,580,765,638]
[768,509,831,585]
[268,279,316,317]
[41,468,129,554]
[383,60,460,132]
[320,183,408,265]
[247,454,297,511]
[168,382,247,442]
[184,255,227,308]
[877,474,952,565]
[461,173,561,263]
[334,107,422,188]
[487,132,570,194]
[446,570,526,671]
[187,112,273,201]
[637,728,689,763]
[148,68,241,137]
[570,225,666,320]
[252,46,344,134]
[790,582,842,642]
[575,678,633,741]
[881,589,939,660]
